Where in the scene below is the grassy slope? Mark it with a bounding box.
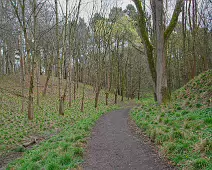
[0,74,121,169]
[131,70,212,170]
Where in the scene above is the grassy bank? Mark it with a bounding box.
[131,70,212,170]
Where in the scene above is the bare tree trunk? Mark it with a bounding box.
[203,27,209,71]
[155,0,168,104]
[182,1,187,84]
[138,70,141,100]
[58,0,69,115]
[68,18,72,107]
[43,54,53,96]
[191,0,197,79]
[2,45,6,75]
[76,60,79,89]
[0,46,1,76]
[55,0,63,115]
[114,88,118,104]
[105,68,110,105]
[121,39,124,102]
[59,83,67,116]
[81,84,85,112]
[95,86,100,108]
[2,45,5,75]
[10,0,33,119]
[133,0,183,104]
[36,62,40,106]
[73,61,76,100]
[121,69,124,101]
[19,34,25,113]
[105,92,109,105]
[68,60,72,107]
[27,0,36,120]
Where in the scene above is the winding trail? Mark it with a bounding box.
[83,109,174,170]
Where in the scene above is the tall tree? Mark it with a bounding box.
[133,0,184,104]
[10,0,35,119]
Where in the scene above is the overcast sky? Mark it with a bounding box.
[58,0,179,23]
[59,0,134,22]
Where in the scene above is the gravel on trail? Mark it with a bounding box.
[83,109,174,170]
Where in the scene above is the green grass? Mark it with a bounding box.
[0,74,122,169]
[6,102,119,169]
[131,102,212,169]
[131,70,212,170]
[4,97,121,170]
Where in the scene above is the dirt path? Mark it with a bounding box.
[83,109,174,170]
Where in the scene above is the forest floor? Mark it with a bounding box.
[83,109,174,170]
[130,70,212,170]
[0,73,129,169]
[1,70,211,169]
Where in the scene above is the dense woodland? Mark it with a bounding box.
[0,0,211,118]
[0,0,211,169]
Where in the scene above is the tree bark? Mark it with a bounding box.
[27,0,35,120]
[68,59,72,107]
[55,0,63,115]
[18,34,25,113]
[114,88,118,104]
[43,54,53,96]
[36,62,40,106]
[155,0,168,104]
[105,92,109,105]
[95,86,100,108]
[81,84,85,112]
[191,0,197,79]
[133,0,183,104]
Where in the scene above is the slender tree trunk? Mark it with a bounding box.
[68,60,72,107]
[59,0,69,114]
[0,46,1,76]
[105,69,110,105]
[121,70,124,102]
[6,46,10,74]
[10,0,33,118]
[19,34,25,113]
[43,54,53,96]
[36,62,40,106]
[182,1,187,84]
[27,0,36,120]
[138,71,141,100]
[95,86,100,108]
[81,84,85,112]
[191,0,197,78]
[59,83,67,116]
[203,27,209,71]
[2,45,5,75]
[55,0,63,115]
[105,92,109,105]
[73,61,76,100]
[114,88,118,104]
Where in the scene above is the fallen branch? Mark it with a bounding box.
[22,138,37,148]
